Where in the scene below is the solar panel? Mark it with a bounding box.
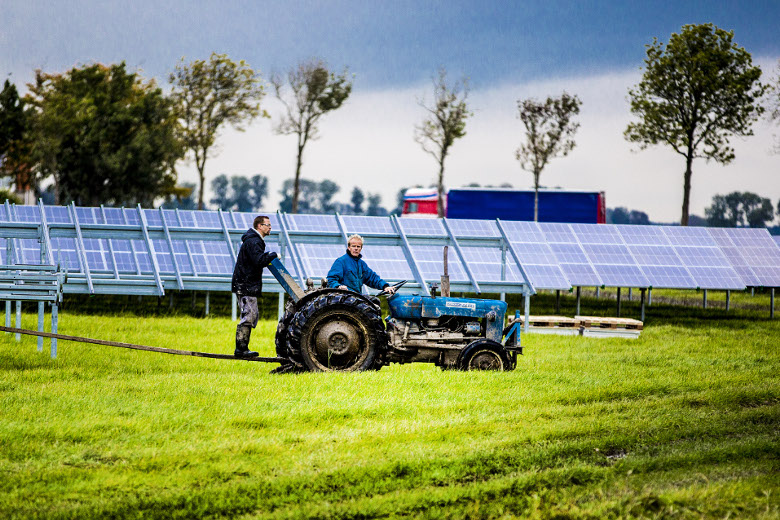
[571,224,650,287]
[447,219,500,237]
[340,215,395,235]
[499,221,570,290]
[409,244,468,281]
[709,227,780,287]
[286,214,339,233]
[661,227,744,289]
[398,218,447,236]
[617,226,697,289]
[459,246,522,283]
[539,223,603,287]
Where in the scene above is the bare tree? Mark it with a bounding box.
[170,53,267,209]
[515,92,581,221]
[415,68,472,218]
[271,59,352,213]
[769,59,780,154]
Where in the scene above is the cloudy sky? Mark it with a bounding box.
[3,0,779,222]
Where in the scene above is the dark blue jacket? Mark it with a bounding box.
[327,251,388,294]
[231,229,276,296]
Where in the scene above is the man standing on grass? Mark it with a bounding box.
[231,215,277,358]
[327,234,396,295]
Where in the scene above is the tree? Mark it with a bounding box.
[271,59,352,213]
[769,60,780,153]
[366,193,386,216]
[26,63,183,206]
[625,23,767,226]
[211,173,268,211]
[350,187,365,214]
[705,191,775,227]
[210,174,231,210]
[248,174,268,210]
[170,53,267,210]
[515,92,581,221]
[0,79,33,190]
[608,207,650,225]
[279,178,341,214]
[161,183,197,210]
[415,68,472,217]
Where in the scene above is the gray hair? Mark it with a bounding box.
[347,234,364,246]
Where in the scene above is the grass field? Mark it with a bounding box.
[1,293,778,519]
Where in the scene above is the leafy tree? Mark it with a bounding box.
[271,59,352,213]
[210,174,231,210]
[625,23,767,226]
[742,193,775,228]
[350,187,365,214]
[170,53,267,210]
[366,193,386,216]
[279,178,341,214]
[26,63,183,206]
[705,191,774,227]
[210,173,268,211]
[0,79,33,190]
[515,92,581,221]
[608,207,650,225]
[248,174,268,210]
[415,68,472,217]
[160,183,197,210]
[769,59,780,153]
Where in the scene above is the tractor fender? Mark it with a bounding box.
[457,339,512,370]
[292,287,380,311]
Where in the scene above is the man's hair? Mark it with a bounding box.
[347,234,363,246]
[253,215,270,229]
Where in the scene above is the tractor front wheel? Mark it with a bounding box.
[459,340,511,371]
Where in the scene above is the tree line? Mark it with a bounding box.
[1,23,779,226]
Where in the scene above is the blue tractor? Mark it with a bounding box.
[269,258,522,372]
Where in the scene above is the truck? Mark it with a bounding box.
[402,187,606,223]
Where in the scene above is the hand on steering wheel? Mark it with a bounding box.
[377,280,407,297]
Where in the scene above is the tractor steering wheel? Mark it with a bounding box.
[376,280,407,297]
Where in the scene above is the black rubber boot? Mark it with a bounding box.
[234,324,259,358]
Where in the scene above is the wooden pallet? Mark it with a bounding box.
[575,316,644,330]
[510,315,580,328]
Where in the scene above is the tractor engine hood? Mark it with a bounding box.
[388,295,507,342]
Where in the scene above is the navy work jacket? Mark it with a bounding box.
[231,229,276,296]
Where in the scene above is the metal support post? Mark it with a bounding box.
[5,301,9,333]
[523,291,531,334]
[231,293,237,321]
[15,301,21,341]
[51,303,58,359]
[205,291,210,316]
[576,286,581,316]
[771,288,775,319]
[596,287,600,298]
[37,301,44,352]
[703,289,708,309]
[648,288,652,306]
[628,288,632,301]
[616,287,621,317]
[751,287,754,297]
[640,288,646,322]
[726,290,730,311]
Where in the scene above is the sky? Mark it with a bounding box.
[2,0,779,222]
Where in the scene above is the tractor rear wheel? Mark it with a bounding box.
[287,292,385,372]
[459,340,511,371]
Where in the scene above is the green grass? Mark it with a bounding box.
[1,296,778,519]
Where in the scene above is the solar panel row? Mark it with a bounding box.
[1,204,779,294]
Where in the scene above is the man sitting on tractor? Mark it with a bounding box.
[327,234,396,296]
